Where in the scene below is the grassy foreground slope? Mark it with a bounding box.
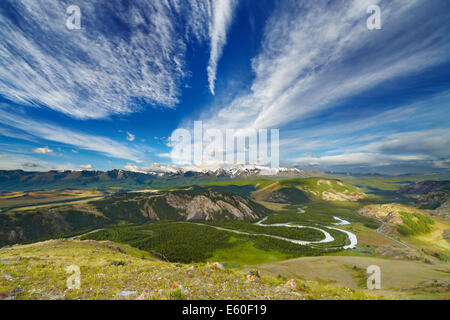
[0,239,379,300]
[241,255,450,300]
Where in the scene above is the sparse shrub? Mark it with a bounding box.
[111,260,127,266]
[169,287,186,300]
[363,220,380,229]
[277,274,287,281]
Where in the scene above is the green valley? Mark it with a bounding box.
[1,173,449,300]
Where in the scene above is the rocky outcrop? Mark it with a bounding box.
[397,181,450,211]
[397,181,450,194]
[358,203,429,237]
[321,190,365,201]
[98,188,270,223]
[159,191,263,220]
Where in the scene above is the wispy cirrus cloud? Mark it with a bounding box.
[293,153,427,167]
[279,91,450,156]
[194,0,450,131]
[361,128,450,159]
[0,0,215,119]
[176,0,450,172]
[0,152,78,171]
[0,126,38,142]
[0,109,143,161]
[0,152,45,170]
[290,128,450,173]
[207,0,238,95]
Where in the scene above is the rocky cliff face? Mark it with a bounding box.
[91,186,270,224]
[131,189,268,221]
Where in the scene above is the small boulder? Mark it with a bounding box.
[137,289,150,300]
[209,262,225,270]
[246,275,259,283]
[116,290,138,298]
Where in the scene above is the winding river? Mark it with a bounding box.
[189,206,358,250]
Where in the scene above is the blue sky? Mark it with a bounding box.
[0,0,449,174]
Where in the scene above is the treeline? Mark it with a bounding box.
[82,222,233,263]
[248,235,340,257]
[0,208,107,246]
[206,221,324,241]
[262,203,381,230]
[314,228,350,248]
[82,221,338,263]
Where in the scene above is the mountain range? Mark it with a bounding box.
[0,166,323,191]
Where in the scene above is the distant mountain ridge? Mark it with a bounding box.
[123,165,321,178]
[0,167,323,191]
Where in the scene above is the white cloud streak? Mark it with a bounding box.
[175,0,450,171]
[195,0,450,131]
[0,109,142,161]
[362,128,450,159]
[0,152,81,171]
[207,0,238,95]
[291,128,450,171]
[0,0,214,119]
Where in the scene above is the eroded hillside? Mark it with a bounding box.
[95,187,271,222]
[0,187,271,247]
